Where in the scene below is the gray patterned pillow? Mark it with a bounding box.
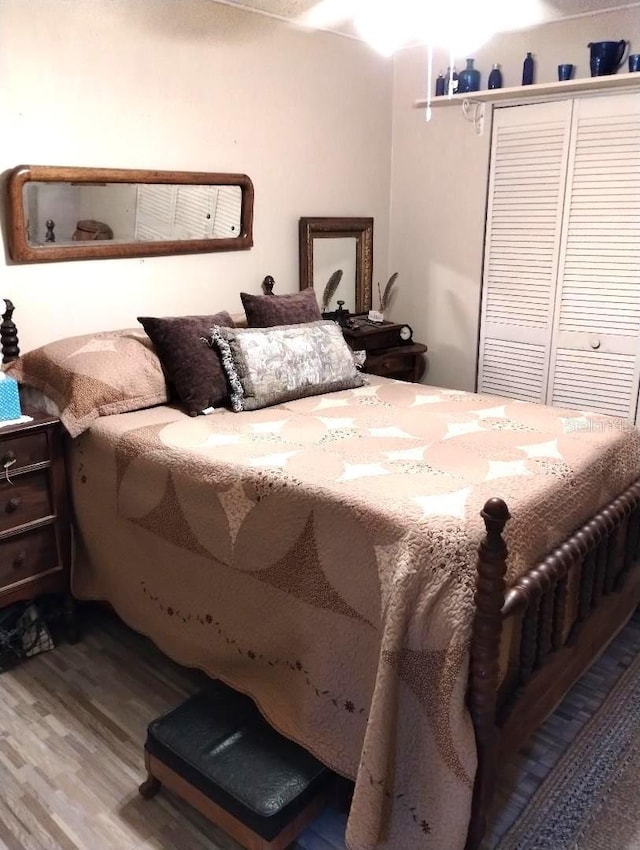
[210,321,365,411]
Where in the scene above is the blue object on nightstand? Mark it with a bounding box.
[0,375,21,420]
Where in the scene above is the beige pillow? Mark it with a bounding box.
[4,329,169,437]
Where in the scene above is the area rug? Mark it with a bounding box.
[495,651,640,850]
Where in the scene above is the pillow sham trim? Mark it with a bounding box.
[208,327,245,412]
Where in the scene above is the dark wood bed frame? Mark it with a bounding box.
[468,492,640,847]
[3,298,640,850]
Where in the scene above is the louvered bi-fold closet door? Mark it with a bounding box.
[547,92,640,421]
[477,101,573,402]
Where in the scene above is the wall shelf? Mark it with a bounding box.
[414,71,640,110]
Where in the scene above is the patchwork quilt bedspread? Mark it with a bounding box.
[69,377,640,850]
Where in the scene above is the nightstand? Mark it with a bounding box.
[362,343,427,383]
[340,318,427,383]
[0,412,76,638]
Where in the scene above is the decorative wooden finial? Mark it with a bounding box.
[480,497,510,532]
[1,299,20,363]
[262,275,275,295]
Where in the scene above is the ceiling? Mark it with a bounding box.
[210,0,638,40]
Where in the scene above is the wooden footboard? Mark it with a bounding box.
[466,482,640,850]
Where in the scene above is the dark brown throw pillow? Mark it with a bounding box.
[138,312,235,415]
[240,288,322,328]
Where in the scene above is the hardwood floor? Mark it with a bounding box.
[0,605,346,850]
[0,604,639,850]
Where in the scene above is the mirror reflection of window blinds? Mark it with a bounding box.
[212,186,242,238]
[134,185,241,240]
[134,185,175,241]
[174,186,213,239]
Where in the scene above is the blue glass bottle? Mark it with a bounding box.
[435,72,445,96]
[522,52,534,85]
[488,63,503,89]
[458,58,481,93]
[444,66,459,95]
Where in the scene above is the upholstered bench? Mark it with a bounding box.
[139,683,331,850]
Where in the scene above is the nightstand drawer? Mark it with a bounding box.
[0,470,53,532]
[0,431,49,473]
[363,342,427,383]
[0,525,59,590]
[368,352,411,375]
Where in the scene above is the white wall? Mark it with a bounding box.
[0,0,392,353]
[389,7,640,391]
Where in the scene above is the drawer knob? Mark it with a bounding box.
[12,552,25,569]
[6,495,22,513]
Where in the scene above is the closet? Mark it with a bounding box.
[477,91,640,422]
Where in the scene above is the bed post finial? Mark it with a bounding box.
[481,496,510,530]
[1,299,19,363]
[466,496,510,850]
[262,275,275,295]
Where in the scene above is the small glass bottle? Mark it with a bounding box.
[488,63,503,89]
[435,72,445,97]
[522,52,534,85]
[444,66,459,95]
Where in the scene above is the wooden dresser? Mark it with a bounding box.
[0,413,72,616]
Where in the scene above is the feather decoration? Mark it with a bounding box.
[378,272,399,312]
[321,269,343,311]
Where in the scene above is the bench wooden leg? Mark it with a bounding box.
[139,773,161,799]
[143,751,324,850]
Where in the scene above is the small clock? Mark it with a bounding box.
[399,324,413,343]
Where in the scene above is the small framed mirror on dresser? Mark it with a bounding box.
[299,217,373,314]
[6,165,254,263]
[298,217,427,383]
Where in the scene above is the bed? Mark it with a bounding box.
[3,291,640,850]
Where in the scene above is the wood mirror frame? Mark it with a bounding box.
[6,165,254,263]
[299,217,373,314]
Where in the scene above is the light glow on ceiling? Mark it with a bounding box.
[300,0,563,55]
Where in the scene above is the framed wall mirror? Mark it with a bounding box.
[299,217,373,314]
[6,165,254,263]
